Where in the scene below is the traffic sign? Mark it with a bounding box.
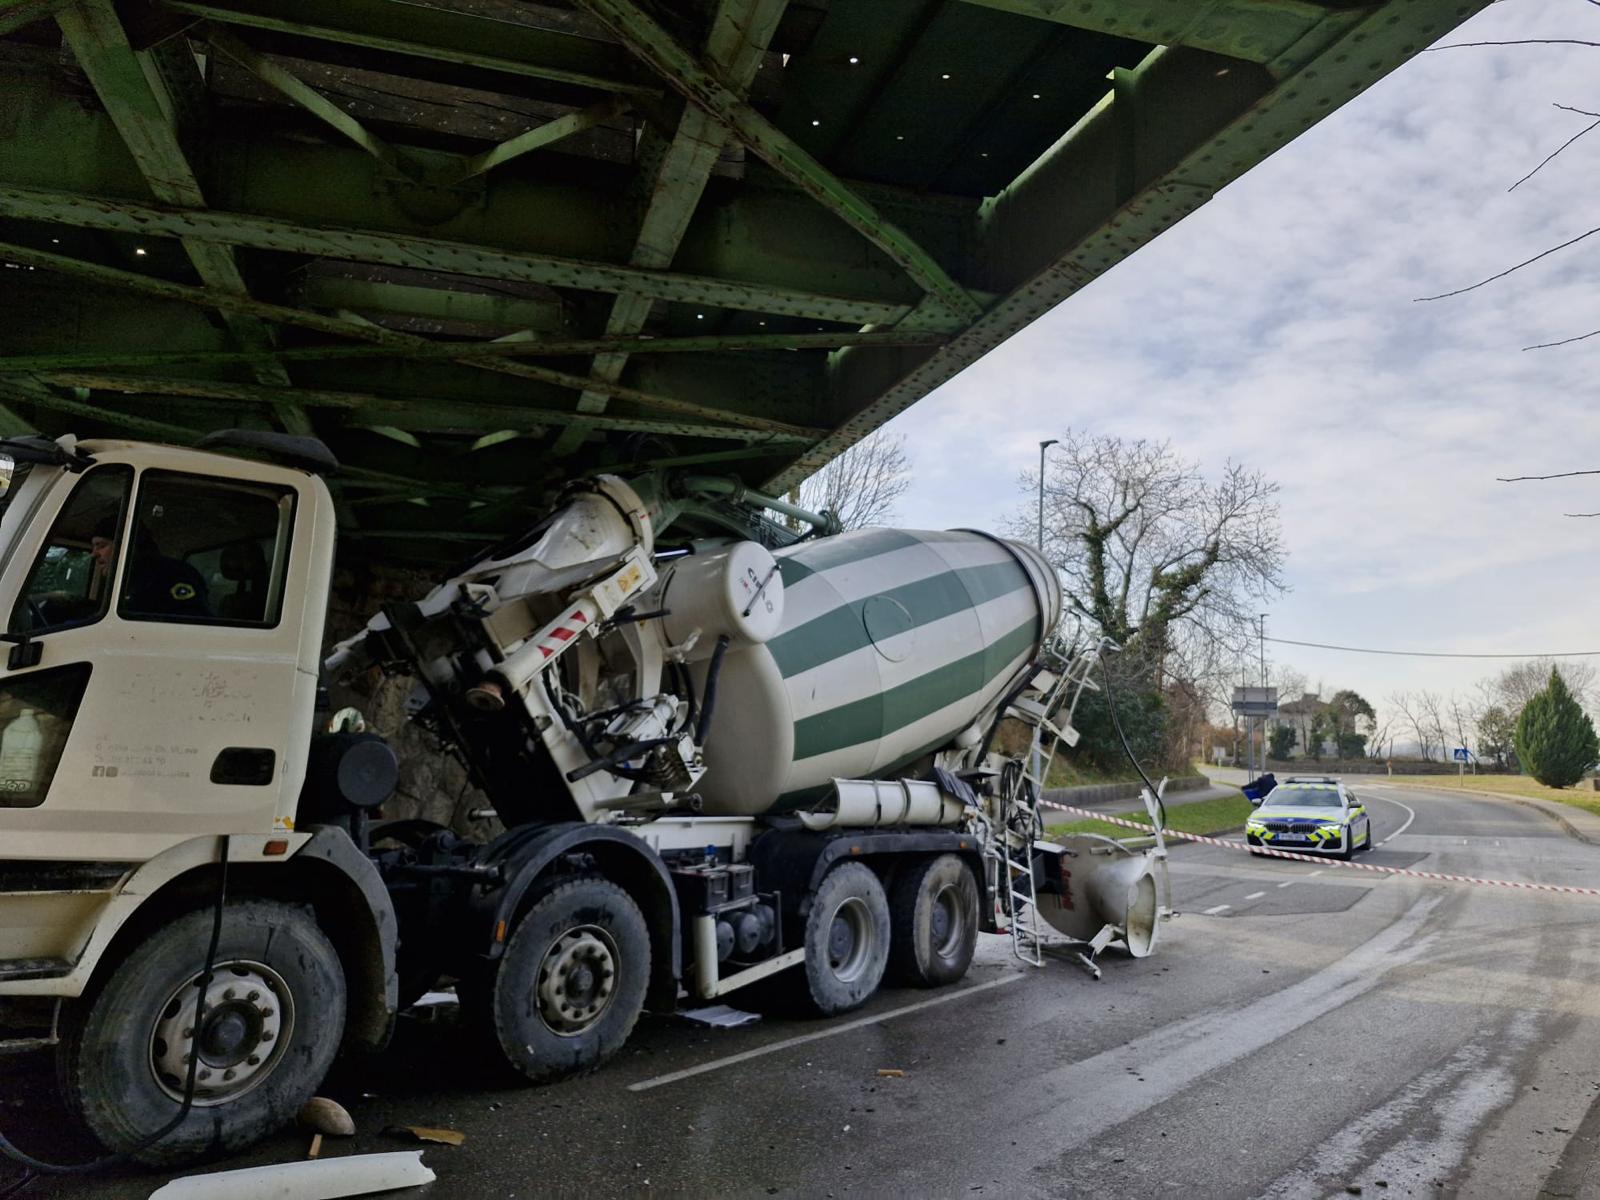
[1452,747,1471,762]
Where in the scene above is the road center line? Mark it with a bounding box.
[1244,891,1265,900]
[1308,870,1323,877]
[1277,881,1294,888]
[626,973,1025,1092]
[1203,903,1231,915]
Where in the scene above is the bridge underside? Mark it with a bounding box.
[0,0,1486,558]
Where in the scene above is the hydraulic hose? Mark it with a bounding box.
[695,635,732,746]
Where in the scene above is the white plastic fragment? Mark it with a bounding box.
[147,1150,434,1200]
[678,1004,760,1028]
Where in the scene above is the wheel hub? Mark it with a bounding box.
[826,897,871,982]
[150,960,293,1106]
[536,926,618,1037]
[930,884,964,957]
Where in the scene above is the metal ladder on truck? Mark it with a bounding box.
[993,640,1104,966]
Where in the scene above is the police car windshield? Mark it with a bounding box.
[1263,786,1342,809]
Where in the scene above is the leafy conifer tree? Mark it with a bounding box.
[1514,668,1599,789]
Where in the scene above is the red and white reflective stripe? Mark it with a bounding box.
[1038,799,1600,898]
[533,607,592,660]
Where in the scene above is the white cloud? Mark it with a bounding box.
[885,0,1600,710]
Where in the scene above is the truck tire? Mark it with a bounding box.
[801,863,890,1015]
[486,876,650,1084]
[58,899,345,1166]
[887,855,978,988]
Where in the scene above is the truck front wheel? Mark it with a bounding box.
[888,854,979,988]
[801,863,890,1015]
[59,899,346,1166]
[486,876,650,1083]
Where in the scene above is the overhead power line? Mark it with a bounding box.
[1264,636,1600,660]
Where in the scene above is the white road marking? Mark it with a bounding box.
[1245,891,1265,900]
[1277,881,1294,889]
[1368,791,1417,846]
[1203,903,1231,915]
[626,973,1024,1092]
[1308,870,1323,878]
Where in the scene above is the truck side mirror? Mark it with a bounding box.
[0,631,41,671]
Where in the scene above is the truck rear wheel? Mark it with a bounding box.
[801,863,890,1015]
[486,876,650,1084]
[888,855,978,988]
[59,899,345,1166]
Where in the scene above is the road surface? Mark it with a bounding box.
[6,781,1600,1199]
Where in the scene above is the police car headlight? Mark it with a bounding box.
[0,454,14,497]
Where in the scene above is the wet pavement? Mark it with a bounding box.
[6,782,1600,1199]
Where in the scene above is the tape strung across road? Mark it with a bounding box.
[1037,799,1600,898]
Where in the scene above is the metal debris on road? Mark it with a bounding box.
[146,1150,434,1199]
[679,1004,761,1028]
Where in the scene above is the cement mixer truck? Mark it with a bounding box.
[0,432,1168,1164]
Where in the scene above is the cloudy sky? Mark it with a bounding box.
[880,0,1600,718]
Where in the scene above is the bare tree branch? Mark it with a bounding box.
[1427,39,1600,51]
[1415,225,1600,301]
[1523,327,1600,351]
[1508,112,1600,191]
[794,429,911,531]
[1497,469,1600,482]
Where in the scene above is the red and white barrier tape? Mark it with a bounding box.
[1038,799,1600,898]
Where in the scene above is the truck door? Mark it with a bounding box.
[0,460,316,861]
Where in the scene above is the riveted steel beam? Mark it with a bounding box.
[0,330,946,373]
[293,276,568,331]
[952,0,1336,69]
[0,185,930,328]
[0,0,76,34]
[54,0,316,436]
[159,0,660,98]
[768,0,1495,491]
[38,371,821,443]
[435,96,632,186]
[559,0,790,454]
[204,25,407,171]
[576,0,985,325]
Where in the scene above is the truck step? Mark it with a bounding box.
[0,957,71,982]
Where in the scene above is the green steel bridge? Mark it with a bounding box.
[0,0,1487,558]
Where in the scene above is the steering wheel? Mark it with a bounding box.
[26,599,46,630]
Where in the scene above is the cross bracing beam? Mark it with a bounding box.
[0,185,939,328]
[558,0,789,454]
[33,371,821,443]
[0,0,76,35]
[575,0,985,325]
[0,77,974,320]
[53,0,316,439]
[158,0,661,98]
[0,331,947,374]
[0,240,847,433]
[767,0,1495,491]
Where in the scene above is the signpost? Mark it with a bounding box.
[1453,746,1472,787]
[1231,686,1279,783]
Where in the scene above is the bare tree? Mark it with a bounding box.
[1489,657,1597,716]
[1418,690,1451,763]
[1389,690,1439,762]
[793,429,911,531]
[1013,431,1287,663]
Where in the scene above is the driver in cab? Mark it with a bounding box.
[91,518,211,619]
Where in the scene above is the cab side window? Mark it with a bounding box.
[8,465,133,635]
[119,472,296,627]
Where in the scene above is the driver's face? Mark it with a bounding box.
[90,536,115,568]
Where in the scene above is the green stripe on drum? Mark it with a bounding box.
[790,618,1038,762]
[772,729,969,813]
[767,558,1030,678]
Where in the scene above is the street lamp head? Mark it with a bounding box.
[1040,438,1059,450]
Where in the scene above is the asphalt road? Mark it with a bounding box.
[7,781,1600,1199]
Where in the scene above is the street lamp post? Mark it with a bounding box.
[1037,438,1058,551]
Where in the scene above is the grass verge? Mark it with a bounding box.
[1381,773,1600,818]
[1044,791,1253,840]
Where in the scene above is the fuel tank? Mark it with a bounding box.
[690,528,1061,815]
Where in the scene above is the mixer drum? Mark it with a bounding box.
[691,528,1061,816]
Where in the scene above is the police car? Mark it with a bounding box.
[1244,776,1373,859]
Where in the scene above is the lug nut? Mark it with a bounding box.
[223,1069,236,1081]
